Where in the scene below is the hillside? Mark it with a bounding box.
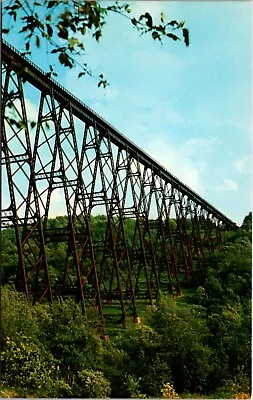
[0,213,251,398]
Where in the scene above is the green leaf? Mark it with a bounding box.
[152,31,160,41]
[9,118,21,128]
[51,47,64,54]
[35,35,40,48]
[47,0,57,8]
[125,5,131,13]
[78,72,86,78]
[167,33,180,41]
[177,21,185,29]
[30,121,36,129]
[167,20,178,27]
[78,4,91,15]
[25,42,30,51]
[8,10,17,21]
[144,12,153,28]
[2,29,10,34]
[98,79,108,88]
[70,24,77,33]
[59,52,67,64]
[94,30,102,41]
[58,24,68,39]
[58,52,73,68]
[183,28,190,46]
[68,37,79,49]
[131,18,137,26]
[19,25,29,33]
[46,24,53,37]
[9,3,21,11]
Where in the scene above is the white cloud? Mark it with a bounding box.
[132,48,185,70]
[145,138,204,193]
[51,189,64,203]
[25,98,38,125]
[190,101,251,136]
[142,135,222,200]
[131,1,165,20]
[217,178,239,192]
[233,155,250,173]
[164,109,184,124]
[182,137,219,156]
[38,185,66,218]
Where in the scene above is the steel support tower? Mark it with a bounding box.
[1,41,237,331]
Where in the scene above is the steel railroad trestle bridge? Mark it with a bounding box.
[1,40,237,332]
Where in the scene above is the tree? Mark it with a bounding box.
[1,218,251,398]
[3,0,189,87]
[241,212,252,232]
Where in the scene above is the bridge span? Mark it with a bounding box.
[1,40,237,330]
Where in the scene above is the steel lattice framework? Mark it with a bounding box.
[1,41,237,330]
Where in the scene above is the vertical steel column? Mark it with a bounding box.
[2,68,52,303]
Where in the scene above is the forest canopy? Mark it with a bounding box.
[0,214,251,398]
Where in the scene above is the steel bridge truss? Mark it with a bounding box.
[1,41,237,331]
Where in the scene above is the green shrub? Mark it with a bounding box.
[1,334,57,393]
[74,369,111,398]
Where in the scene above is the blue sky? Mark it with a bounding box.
[3,1,252,225]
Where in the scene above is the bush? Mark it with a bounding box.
[1,334,59,396]
[1,286,106,396]
[147,295,211,393]
[161,382,180,399]
[1,286,40,340]
[74,369,111,398]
